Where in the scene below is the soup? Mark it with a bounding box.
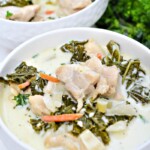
[0,0,93,22]
[0,39,150,150]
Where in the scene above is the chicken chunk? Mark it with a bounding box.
[45,133,80,150]
[56,64,99,111]
[43,82,66,112]
[85,57,119,98]
[84,39,103,57]
[58,0,92,15]
[85,56,103,73]
[29,95,50,116]
[56,64,99,99]
[0,5,40,22]
[98,65,119,97]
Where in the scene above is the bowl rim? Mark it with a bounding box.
[0,0,99,25]
[0,27,150,150]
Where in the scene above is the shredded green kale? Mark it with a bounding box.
[103,41,145,88]
[29,90,135,145]
[0,0,33,7]
[30,118,51,133]
[47,95,134,145]
[55,95,77,115]
[128,83,150,104]
[106,115,135,125]
[71,103,135,145]
[60,40,90,63]
[1,62,38,84]
[30,77,48,95]
[102,41,149,104]
[13,94,30,107]
[0,62,49,96]
[0,77,9,84]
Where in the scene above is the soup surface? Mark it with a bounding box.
[0,39,150,150]
[0,0,93,22]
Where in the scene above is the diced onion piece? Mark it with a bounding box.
[97,100,108,113]
[106,102,137,116]
[79,130,106,150]
[106,121,127,132]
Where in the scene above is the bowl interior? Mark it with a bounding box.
[1,28,149,75]
[0,28,150,150]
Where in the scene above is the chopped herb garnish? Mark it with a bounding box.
[32,53,39,59]
[139,114,147,123]
[13,94,30,107]
[6,11,13,19]
[48,17,55,20]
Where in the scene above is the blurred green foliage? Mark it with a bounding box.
[96,0,150,48]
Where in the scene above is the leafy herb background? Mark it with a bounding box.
[96,0,150,49]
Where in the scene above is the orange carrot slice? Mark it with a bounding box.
[45,10,54,15]
[97,53,103,59]
[18,81,30,89]
[42,114,83,122]
[40,73,60,83]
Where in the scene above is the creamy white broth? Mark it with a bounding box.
[0,41,150,150]
[0,46,73,150]
[107,81,150,150]
[27,47,72,74]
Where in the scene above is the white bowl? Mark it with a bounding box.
[0,28,150,150]
[0,0,108,52]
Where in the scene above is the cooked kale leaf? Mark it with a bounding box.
[102,41,145,89]
[55,95,77,115]
[30,118,51,133]
[0,62,37,84]
[30,77,48,95]
[0,0,32,7]
[0,77,9,84]
[13,93,30,107]
[106,115,135,125]
[103,41,148,104]
[52,95,134,145]
[30,93,135,145]
[128,83,150,104]
[60,40,90,63]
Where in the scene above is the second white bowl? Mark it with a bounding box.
[0,0,108,52]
